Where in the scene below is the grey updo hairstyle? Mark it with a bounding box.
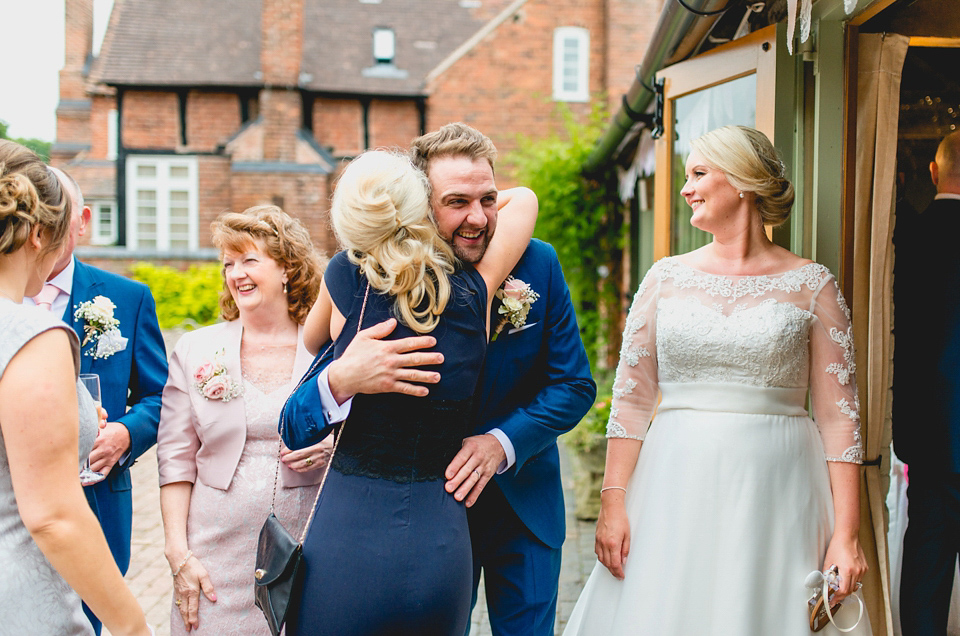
[0,140,70,257]
[690,126,795,227]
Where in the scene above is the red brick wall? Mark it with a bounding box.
[56,113,92,151]
[606,0,663,114]
[426,0,608,175]
[198,156,233,246]
[187,92,242,152]
[229,171,336,257]
[90,96,117,159]
[313,98,363,157]
[61,0,92,101]
[260,89,301,162]
[369,100,421,151]
[261,0,304,86]
[122,91,181,149]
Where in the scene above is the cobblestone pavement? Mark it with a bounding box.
[107,443,597,636]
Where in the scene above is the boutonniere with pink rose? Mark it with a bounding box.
[492,276,540,341]
[193,350,243,402]
[74,295,127,359]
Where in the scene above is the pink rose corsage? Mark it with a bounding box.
[492,276,539,341]
[193,350,242,402]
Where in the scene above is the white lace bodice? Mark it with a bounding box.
[608,257,863,463]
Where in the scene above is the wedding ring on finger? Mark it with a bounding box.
[855,581,863,590]
[175,599,181,607]
[305,457,313,467]
[473,469,481,479]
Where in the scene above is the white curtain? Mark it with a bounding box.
[852,31,909,636]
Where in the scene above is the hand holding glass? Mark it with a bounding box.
[78,373,106,486]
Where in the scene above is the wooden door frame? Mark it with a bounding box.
[652,26,778,259]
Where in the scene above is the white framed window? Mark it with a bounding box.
[553,27,589,102]
[106,109,118,161]
[373,28,396,64]
[89,200,118,245]
[125,155,198,251]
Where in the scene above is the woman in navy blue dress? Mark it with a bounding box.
[287,148,537,635]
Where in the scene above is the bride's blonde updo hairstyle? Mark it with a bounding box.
[331,150,455,334]
[211,205,325,324]
[0,140,70,258]
[691,126,795,227]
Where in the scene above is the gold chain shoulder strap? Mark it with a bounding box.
[268,281,371,540]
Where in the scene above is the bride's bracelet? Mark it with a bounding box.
[600,486,627,495]
[171,550,193,577]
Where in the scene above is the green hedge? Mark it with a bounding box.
[131,262,222,329]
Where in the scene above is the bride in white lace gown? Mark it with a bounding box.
[564,126,870,636]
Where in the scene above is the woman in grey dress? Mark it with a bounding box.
[0,140,151,636]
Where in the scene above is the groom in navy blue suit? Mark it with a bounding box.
[283,124,595,635]
[36,169,167,634]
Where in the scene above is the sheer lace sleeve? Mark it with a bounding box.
[808,275,863,463]
[607,264,661,441]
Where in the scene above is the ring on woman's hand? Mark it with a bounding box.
[473,469,480,478]
[175,599,181,607]
[855,581,863,590]
[306,457,313,466]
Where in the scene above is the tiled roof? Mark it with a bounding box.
[61,160,116,201]
[93,0,498,95]
[94,0,262,87]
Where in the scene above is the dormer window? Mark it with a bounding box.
[362,26,407,78]
[373,28,396,65]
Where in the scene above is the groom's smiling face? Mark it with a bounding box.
[428,156,498,264]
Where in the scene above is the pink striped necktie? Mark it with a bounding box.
[32,283,61,312]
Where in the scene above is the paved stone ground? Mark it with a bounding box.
[108,442,597,635]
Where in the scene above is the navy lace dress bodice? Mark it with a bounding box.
[289,252,488,636]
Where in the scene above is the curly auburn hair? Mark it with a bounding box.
[211,205,325,324]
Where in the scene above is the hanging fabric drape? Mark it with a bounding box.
[785,0,856,53]
[851,31,909,636]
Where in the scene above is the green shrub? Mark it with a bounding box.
[510,103,623,371]
[131,262,222,329]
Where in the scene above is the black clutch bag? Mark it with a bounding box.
[253,283,368,635]
[254,513,305,636]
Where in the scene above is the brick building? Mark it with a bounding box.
[53,0,660,263]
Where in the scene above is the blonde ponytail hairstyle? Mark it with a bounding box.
[331,150,455,333]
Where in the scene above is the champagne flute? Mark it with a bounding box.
[78,373,106,486]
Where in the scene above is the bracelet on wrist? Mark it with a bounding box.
[600,486,627,494]
[171,550,193,577]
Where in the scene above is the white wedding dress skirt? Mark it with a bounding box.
[564,383,871,636]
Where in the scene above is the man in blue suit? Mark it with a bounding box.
[894,131,960,636]
[30,168,167,634]
[283,123,595,635]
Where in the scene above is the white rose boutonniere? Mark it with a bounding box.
[492,276,540,341]
[74,295,127,359]
[193,350,243,402]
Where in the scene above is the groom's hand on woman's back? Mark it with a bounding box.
[327,318,444,403]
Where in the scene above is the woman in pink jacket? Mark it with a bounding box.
[157,206,330,634]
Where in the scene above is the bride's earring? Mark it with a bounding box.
[739,191,745,199]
